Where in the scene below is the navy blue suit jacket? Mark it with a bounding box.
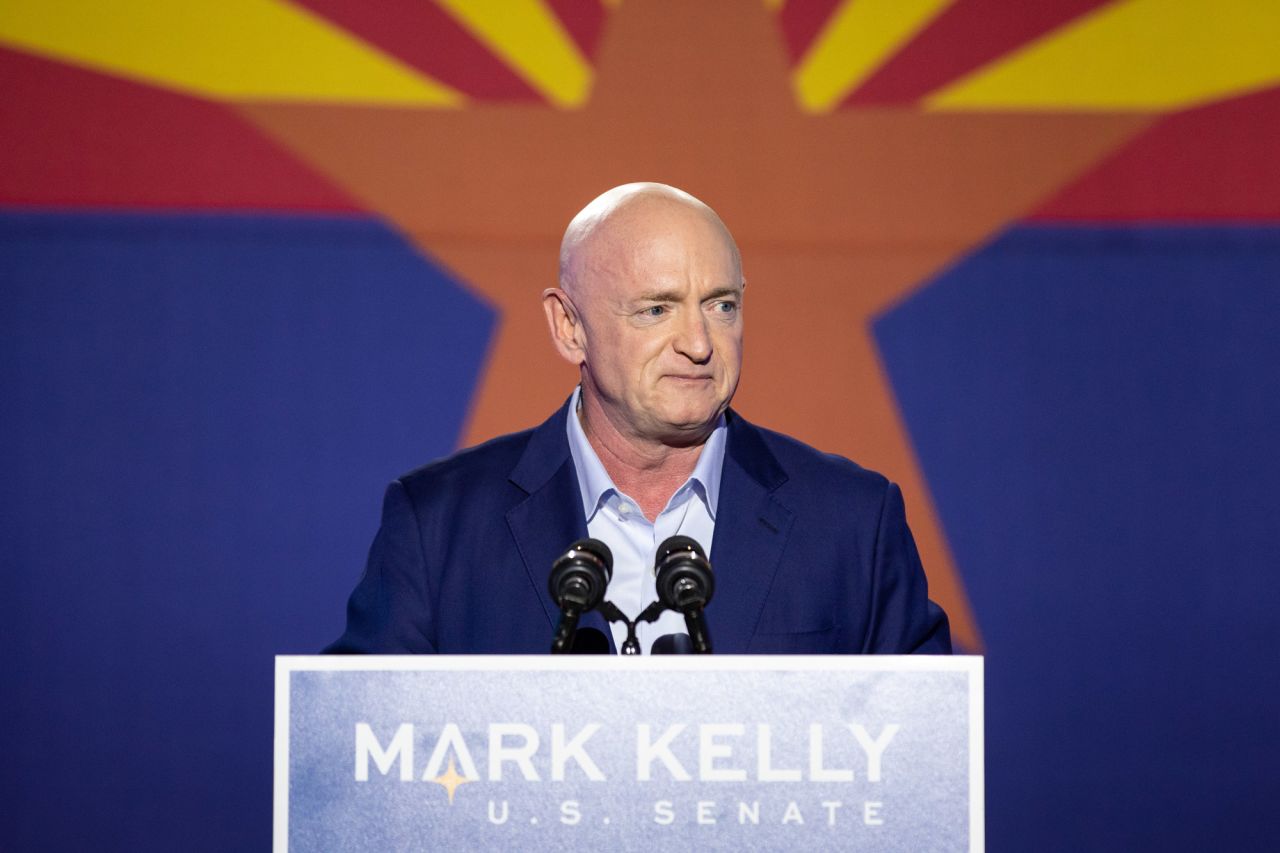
[327,398,950,654]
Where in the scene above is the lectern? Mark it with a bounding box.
[275,655,982,851]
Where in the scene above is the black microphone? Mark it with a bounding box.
[568,627,610,654]
[654,535,715,654]
[651,633,694,655]
[548,538,613,654]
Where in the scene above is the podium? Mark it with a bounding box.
[274,655,983,851]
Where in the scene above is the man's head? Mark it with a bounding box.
[544,183,745,447]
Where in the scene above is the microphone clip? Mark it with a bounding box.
[599,599,666,655]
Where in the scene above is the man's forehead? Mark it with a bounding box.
[586,205,737,270]
[583,225,740,300]
[628,282,744,303]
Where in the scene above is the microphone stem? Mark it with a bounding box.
[684,608,712,654]
[550,606,581,654]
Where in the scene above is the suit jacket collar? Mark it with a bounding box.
[722,408,788,493]
[709,410,795,652]
[506,397,795,654]
[508,395,577,495]
[509,397,788,496]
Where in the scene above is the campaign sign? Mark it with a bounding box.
[275,656,982,851]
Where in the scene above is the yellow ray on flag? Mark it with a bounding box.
[928,0,1280,111]
[793,0,955,113]
[434,0,592,108]
[0,0,463,105]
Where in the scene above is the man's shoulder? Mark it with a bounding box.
[396,426,538,495]
[735,414,891,499]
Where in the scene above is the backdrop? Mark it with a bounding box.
[2,1,1277,849]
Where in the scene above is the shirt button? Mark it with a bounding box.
[618,502,635,516]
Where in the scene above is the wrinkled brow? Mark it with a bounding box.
[634,285,741,303]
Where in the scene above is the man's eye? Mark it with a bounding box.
[642,305,665,317]
[714,301,738,313]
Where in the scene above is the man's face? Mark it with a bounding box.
[573,204,744,444]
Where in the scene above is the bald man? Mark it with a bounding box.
[328,184,950,655]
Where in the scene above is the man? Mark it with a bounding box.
[328,183,949,654]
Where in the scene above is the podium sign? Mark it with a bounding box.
[275,655,982,851]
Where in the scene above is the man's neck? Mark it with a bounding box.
[577,394,707,522]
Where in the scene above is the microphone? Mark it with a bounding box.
[568,627,610,654]
[548,538,613,654]
[651,633,694,655]
[654,535,715,654]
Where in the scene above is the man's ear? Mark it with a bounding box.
[542,288,586,366]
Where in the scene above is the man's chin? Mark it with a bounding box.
[651,409,723,445]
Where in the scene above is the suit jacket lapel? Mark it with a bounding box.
[708,411,794,653]
[506,400,791,654]
[505,397,614,650]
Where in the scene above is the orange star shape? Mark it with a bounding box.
[430,756,473,805]
[236,0,1155,650]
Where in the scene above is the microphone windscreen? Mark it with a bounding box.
[569,627,610,654]
[655,534,705,563]
[568,537,614,571]
[652,633,694,655]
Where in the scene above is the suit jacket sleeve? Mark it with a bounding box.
[324,479,437,654]
[863,481,952,654]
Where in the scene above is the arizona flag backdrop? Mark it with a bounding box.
[2,1,1277,850]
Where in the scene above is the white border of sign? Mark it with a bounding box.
[274,655,983,851]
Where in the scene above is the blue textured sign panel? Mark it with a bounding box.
[276,656,982,851]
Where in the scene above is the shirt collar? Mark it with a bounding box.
[565,386,727,521]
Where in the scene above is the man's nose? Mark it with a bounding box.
[673,309,712,363]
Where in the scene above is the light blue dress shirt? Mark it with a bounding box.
[565,386,726,653]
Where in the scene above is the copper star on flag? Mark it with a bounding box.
[7,0,1278,653]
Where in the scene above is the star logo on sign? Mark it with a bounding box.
[430,756,474,805]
